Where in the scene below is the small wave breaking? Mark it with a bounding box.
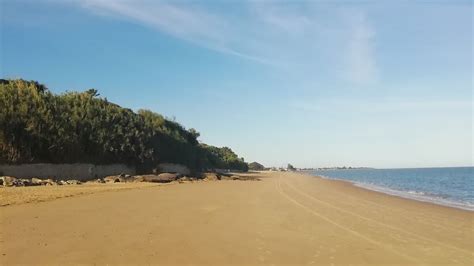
[315,173,474,211]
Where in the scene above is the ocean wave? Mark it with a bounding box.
[314,174,474,211]
[311,168,474,211]
[353,182,474,211]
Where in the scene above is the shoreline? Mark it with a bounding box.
[2,171,472,212]
[301,171,474,212]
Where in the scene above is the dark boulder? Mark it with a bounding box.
[104,175,125,183]
[142,173,180,183]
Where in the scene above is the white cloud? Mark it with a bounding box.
[251,2,313,35]
[65,0,379,83]
[345,11,378,84]
[289,98,472,113]
[79,0,224,41]
[73,0,275,64]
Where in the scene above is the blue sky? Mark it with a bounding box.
[1,0,472,168]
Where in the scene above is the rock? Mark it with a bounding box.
[177,176,189,183]
[178,176,194,182]
[177,176,199,183]
[0,177,60,187]
[159,173,181,181]
[104,175,125,183]
[43,179,57,186]
[66,180,82,185]
[6,178,29,186]
[203,173,221,181]
[103,174,135,183]
[1,176,16,187]
[123,175,136,182]
[18,179,32,186]
[31,178,44,186]
[27,178,56,186]
[142,173,180,183]
[132,175,145,182]
[137,175,154,182]
[114,173,134,182]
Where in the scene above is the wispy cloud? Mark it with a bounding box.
[79,0,224,42]
[289,98,472,114]
[251,2,314,35]
[73,0,275,65]
[64,0,379,83]
[344,10,378,84]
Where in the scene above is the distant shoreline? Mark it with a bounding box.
[312,174,474,212]
[303,167,474,212]
[301,166,473,171]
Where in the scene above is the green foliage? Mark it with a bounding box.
[199,144,249,172]
[0,79,150,164]
[287,163,296,171]
[248,162,265,171]
[0,79,248,172]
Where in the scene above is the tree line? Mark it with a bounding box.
[0,79,248,172]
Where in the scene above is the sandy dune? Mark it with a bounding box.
[1,172,473,265]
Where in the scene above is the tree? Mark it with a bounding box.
[199,144,248,172]
[85,88,100,97]
[287,164,296,171]
[248,162,265,171]
[0,79,249,173]
[189,128,200,140]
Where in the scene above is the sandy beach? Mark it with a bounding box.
[1,171,473,265]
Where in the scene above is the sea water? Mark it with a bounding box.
[307,167,474,211]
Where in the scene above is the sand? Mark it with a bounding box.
[0,182,158,207]
[1,171,473,265]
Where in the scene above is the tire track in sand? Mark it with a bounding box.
[274,175,423,265]
[293,175,473,233]
[282,177,474,257]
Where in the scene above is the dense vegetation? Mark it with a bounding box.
[0,79,248,172]
[248,162,265,171]
[287,164,296,171]
[199,144,248,171]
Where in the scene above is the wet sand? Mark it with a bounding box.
[1,172,473,265]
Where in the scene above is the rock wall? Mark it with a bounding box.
[0,163,135,181]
